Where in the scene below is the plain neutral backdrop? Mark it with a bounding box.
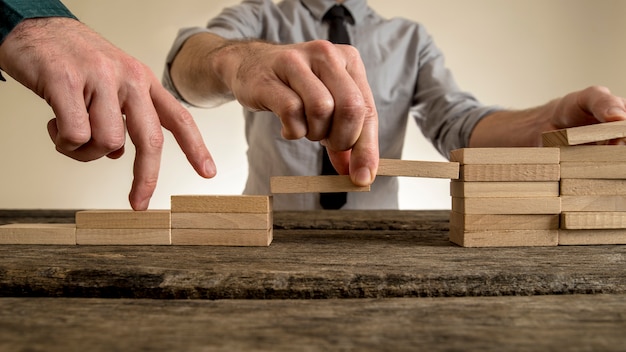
[1,0,625,210]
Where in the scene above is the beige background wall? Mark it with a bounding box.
[1,0,625,210]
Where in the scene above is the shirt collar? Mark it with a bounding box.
[301,0,369,24]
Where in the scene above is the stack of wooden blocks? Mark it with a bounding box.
[543,120,626,246]
[448,148,561,247]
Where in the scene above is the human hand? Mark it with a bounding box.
[216,39,379,186]
[0,17,216,210]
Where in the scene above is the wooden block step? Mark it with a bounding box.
[376,159,459,179]
[449,147,560,165]
[171,195,272,213]
[0,224,76,245]
[172,229,272,246]
[76,229,171,245]
[560,162,626,179]
[561,195,626,212]
[460,164,560,182]
[171,212,271,230]
[451,197,561,215]
[75,210,170,229]
[270,176,370,194]
[449,227,558,247]
[559,229,626,245]
[559,145,626,162]
[560,179,626,196]
[449,212,559,231]
[542,120,626,147]
[561,212,626,230]
[450,181,559,198]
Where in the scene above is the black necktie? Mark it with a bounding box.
[320,5,352,209]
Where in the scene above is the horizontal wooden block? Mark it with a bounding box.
[171,195,272,213]
[171,229,272,246]
[270,176,370,194]
[560,162,626,179]
[559,229,626,245]
[560,179,626,196]
[76,229,171,245]
[561,212,626,230]
[450,181,559,198]
[449,148,560,164]
[450,212,559,231]
[561,196,626,212]
[451,197,561,215]
[171,212,271,230]
[449,227,558,247]
[0,224,76,245]
[559,145,626,162]
[376,159,459,179]
[460,164,560,182]
[75,210,171,229]
[542,120,626,147]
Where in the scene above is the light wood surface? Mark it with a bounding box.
[171,195,272,213]
[270,175,371,194]
[450,147,560,164]
[450,181,559,198]
[75,210,171,229]
[452,197,561,215]
[460,164,560,182]
[542,120,626,146]
[376,159,459,179]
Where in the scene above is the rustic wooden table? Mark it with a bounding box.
[1,210,625,351]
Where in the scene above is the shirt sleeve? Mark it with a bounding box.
[410,25,502,158]
[0,0,77,81]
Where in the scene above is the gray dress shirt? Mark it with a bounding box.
[163,0,499,210]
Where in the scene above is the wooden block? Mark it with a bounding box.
[376,159,459,179]
[450,212,559,231]
[171,229,272,246]
[542,120,626,147]
[560,179,626,196]
[270,176,370,194]
[171,195,272,213]
[451,197,561,215]
[171,212,271,230]
[460,164,560,182]
[449,148,560,164]
[450,181,559,198]
[561,212,626,230]
[560,162,626,179]
[449,227,558,247]
[76,229,171,245]
[559,229,626,245]
[0,224,76,245]
[561,195,626,212]
[75,210,170,229]
[559,145,626,162]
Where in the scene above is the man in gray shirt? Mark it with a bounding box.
[164,0,626,210]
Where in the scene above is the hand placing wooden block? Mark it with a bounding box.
[270,175,370,194]
[542,120,626,147]
[0,224,76,245]
[449,147,560,164]
[376,159,459,179]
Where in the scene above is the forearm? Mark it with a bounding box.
[469,100,559,148]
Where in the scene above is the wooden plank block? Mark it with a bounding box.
[460,164,560,182]
[561,212,626,230]
[76,229,171,245]
[75,210,170,229]
[450,181,559,198]
[449,148,560,164]
[270,176,370,194]
[376,159,459,179]
[171,212,271,230]
[561,195,626,212]
[449,227,558,247]
[560,179,626,196]
[171,229,272,246]
[559,145,626,162]
[0,224,76,245]
[560,162,626,179]
[451,197,561,215]
[559,229,626,245]
[541,120,626,147]
[450,212,559,231]
[171,195,272,213]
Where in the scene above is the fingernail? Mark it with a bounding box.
[607,107,626,118]
[353,167,372,186]
[204,159,216,178]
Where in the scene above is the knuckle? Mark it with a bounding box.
[57,129,90,148]
[149,130,165,149]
